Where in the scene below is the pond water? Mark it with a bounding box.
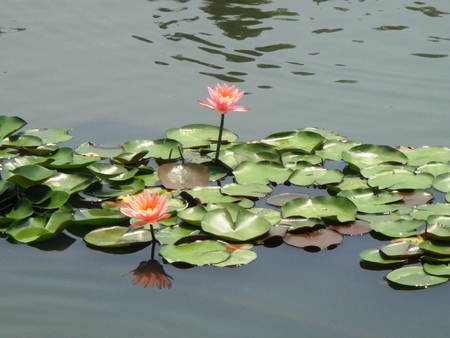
[1,0,450,337]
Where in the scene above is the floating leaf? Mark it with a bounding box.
[6,165,57,188]
[289,164,343,186]
[261,130,325,153]
[5,212,73,243]
[157,163,210,189]
[165,124,238,148]
[84,226,154,247]
[380,241,424,259]
[0,115,27,139]
[337,188,403,214]
[122,139,183,160]
[201,207,271,242]
[329,220,371,235]
[282,196,357,223]
[370,219,423,238]
[342,144,408,170]
[368,170,433,190]
[74,209,129,226]
[359,249,407,265]
[214,248,257,267]
[159,240,230,266]
[23,128,72,144]
[315,139,361,161]
[87,163,128,179]
[386,266,448,288]
[220,183,272,199]
[266,193,310,207]
[423,262,450,277]
[284,229,343,251]
[419,240,450,257]
[233,161,292,184]
[399,146,450,166]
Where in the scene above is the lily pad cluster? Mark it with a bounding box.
[2,115,450,289]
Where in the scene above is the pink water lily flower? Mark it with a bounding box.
[119,190,171,228]
[197,83,249,114]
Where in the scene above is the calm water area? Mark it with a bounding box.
[1,0,450,337]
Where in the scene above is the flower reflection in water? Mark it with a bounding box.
[124,240,173,289]
[123,259,173,289]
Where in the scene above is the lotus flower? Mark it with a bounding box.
[119,190,171,228]
[123,259,173,289]
[198,83,249,162]
[197,83,249,115]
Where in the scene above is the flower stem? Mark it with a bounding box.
[215,113,225,162]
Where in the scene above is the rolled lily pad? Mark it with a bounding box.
[159,240,231,266]
[386,266,448,288]
[201,207,272,242]
[359,249,407,265]
[284,229,343,251]
[157,163,210,189]
[282,196,357,223]
[342,144,408,170]
[4,198,33,219]
[84,226,154,247]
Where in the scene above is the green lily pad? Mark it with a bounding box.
[266,193,310,207]
[122,138,183,160]
[380,241,424,259]
[360,163,414,178]
[417,163,450,177]
[432,173,450,193]
[410,203,450,221]
[6,165,57,188]
[4,198,33,219]
[159,240,231,266]
[423,262,450,277]
[281,152,323,166]
[74,209,129,226]
[399,146,450,166]
[0,115,27,139]
[5,212,73,243]
[87,163,128,179]
[359,249,407,265]
[44,172,99,194]
[2,134,43,147]
[157,163,210,189]
[284,229,343,251]
[229,142,281,163]
[370,219,423,238]
[280,217,326,232]
[261,130,325,153]
[329,220,371,235]
[337,188,404,214]
[367,169,433,190]
[201,207,272,242]
[84,226,154,247]
[282,196,357,223]
[188,186,241,204]
[424,222,450,241]
[419,240,450,256]
[75,142,123,158]
[176,205,207,226]
[86,178,145,198]
[214,248,257,267]
[220,183,272,199]
[232,160,292,184]
[386,266,448,288]
[342,144,408,170]
[315,139,361,161]
[23,128,72,144]
[165,124,238,148]
[289,164,343,186]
